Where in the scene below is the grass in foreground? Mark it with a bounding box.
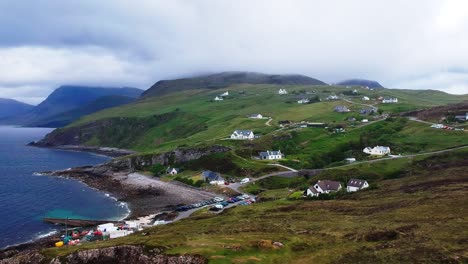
[42,150,468,263]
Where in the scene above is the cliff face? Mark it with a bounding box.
[0,246,206,264]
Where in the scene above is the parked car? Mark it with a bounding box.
[221,201,229,207]
[241,194,250,199]
[209,207,221,211]
[240,178,250,184]
[214,197,224,202]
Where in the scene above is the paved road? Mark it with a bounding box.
[265,118,273,127]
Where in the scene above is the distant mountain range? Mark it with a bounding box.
[28,95,137,128]
[336,79,384,89]
[1,86,142,127]
[142,71,328,98]
[0,98,34,119]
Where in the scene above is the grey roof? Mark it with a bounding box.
[316,180,342,191]
[202,170,224,181]
[308,186,319,194]
[233,130,253,136]
[347,178,367,188]
[334,105,349,112]
[259,150,282,157]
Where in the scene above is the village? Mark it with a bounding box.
[45,86,465,250]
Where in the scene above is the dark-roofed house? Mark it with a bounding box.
[259,150,284,160]
[313,180,342,194]
[334,105,350,113]
[347,179,369,192]
[230,130,255,140]
[202,170,225,185]
[305,186,320,197]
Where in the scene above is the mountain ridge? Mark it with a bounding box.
[336,79,384,89]
[142,71,328,98]
[0,98,34,119]
[2,85,142,126]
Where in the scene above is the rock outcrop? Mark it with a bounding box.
[1,246,206,264]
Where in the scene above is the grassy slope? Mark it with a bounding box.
[68,85,468,153]
[43,149,468,263]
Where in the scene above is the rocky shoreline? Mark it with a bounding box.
[0,144,230,262]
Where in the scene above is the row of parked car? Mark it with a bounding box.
[209,194,255,211]
[175,197,225,212]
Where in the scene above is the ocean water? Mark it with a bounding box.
[0,126,129,248]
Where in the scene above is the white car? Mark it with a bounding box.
[240,178,250,184]
[241,194,250,199]
[213,197,224,202]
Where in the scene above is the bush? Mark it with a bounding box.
[149,163,165,176]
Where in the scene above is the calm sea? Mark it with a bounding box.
[0,126,129,248]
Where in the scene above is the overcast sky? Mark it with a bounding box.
[0,0,467,104]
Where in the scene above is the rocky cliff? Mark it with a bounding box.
[0,245,206,264]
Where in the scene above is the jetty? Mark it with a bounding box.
[43,217,124,227]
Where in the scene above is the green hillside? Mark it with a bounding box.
[35,84,468,173]
[42,148,468,263]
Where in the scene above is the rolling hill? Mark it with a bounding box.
[0,98,34,119]
[2,85,142,127]
[336,79,384,89]
[35,83,468,160]
[141,71,327,98]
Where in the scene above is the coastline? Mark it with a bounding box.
[1,143,220,255]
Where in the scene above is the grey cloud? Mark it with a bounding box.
[0,0,467,104]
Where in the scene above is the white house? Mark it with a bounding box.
[327,95,339,100]
[214,96,223,101]
[220,91,229,97]
[230,130,255,140]
[382,98,398,103]
[297,98,310,104]
[312,180,342,194]
[362,119,369,123]
[248,114,263,119]
[259,150,284,160]
[347,179,369,192]
[166,167,180,175]
[362,96,370,101]
[278,88,288,95]
[363,146,391,156]
[345,158,356,163]
[305,186,320,197]
[202,170,225,185]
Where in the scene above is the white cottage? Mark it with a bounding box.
[363,146,391,156]
[220,91,229,97]
[347,179,369,192]
[278,89,288,95]
[297,98,310,104]
[259,150,284,160]
[166,167,180,175]
[362,96,370,101]
[248,114,263,119]
[230,130,255,140]
[382,98,398,103]
[214,96,223,101]
[305,186,320,197]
